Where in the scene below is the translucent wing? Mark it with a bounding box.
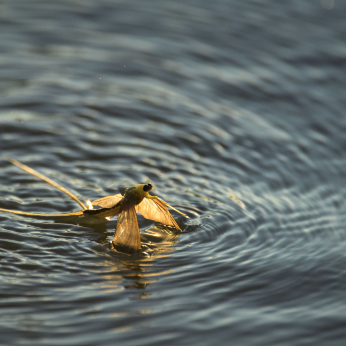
[136,198,181,231]
[112,197,141,254]
[0,194,124,220]
[82,194,124,219]
[83,205,121,219]
[92,194,123,208]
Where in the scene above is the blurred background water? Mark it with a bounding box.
[1,0,346,345]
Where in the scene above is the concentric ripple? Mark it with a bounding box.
[1,1,346,345]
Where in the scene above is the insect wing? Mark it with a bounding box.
[92,194,123,208]
[83,205,121,219]
[112,197,141,254]
[136,198,181,231]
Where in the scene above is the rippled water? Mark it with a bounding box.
[1,1,346,345]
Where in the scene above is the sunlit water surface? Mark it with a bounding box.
[1,1,346,345]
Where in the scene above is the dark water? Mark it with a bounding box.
[1,0,346,345]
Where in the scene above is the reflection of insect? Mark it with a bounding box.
[0,157,187,254]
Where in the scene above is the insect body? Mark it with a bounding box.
[84,183,184,253]
[0,157,187,254]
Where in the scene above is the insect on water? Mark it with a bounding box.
[0,156,188,254]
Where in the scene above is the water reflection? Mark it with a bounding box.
[91,223,180,293]
[119,225,179,290]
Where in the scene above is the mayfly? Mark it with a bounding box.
[0,157,187,254]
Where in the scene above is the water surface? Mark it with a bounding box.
[1,1,346,345]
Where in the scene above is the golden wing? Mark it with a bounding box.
[0,194,124,220]
[81,194,124,219]
[112,197,141,254]
[92,194,123,208]
[136,198,181,231]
